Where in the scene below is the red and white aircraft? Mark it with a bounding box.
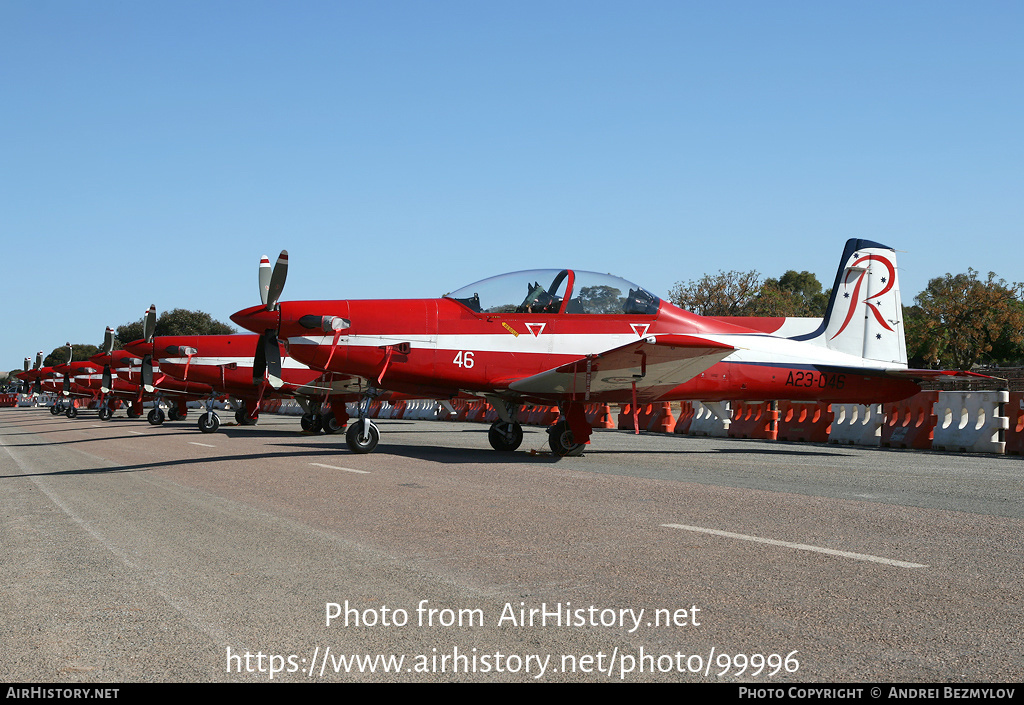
[229,239,979,456]
[83,328,215,423]
[123,306,363,433]
[16,353,45,396]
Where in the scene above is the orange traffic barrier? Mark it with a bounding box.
[673,402,695,434]
[617,403,635,430]
[586,403,615,429]
[643,402,675,433]
[728,401,778,440]
[881,391,938,449]
[777,401,833,443]
[1007,392,1024,455]
[258,399,281,413]
[463,400,487,423]
[0,394,17,407]
[528,406,559,426]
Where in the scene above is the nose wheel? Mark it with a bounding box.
[346,419,379,453]
[199,411,220,433]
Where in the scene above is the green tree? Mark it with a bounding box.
[115,309,236,347]
[905,269,1024,369]
[669,269,829,318]
[577,285,624,314]
[43,344,100,367]
[668,270,763,316]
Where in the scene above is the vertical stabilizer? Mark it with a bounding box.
[796,239,907,366]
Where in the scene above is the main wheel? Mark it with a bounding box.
[198,412,220,433]
[300,413,323,433]
[322,412,345,434]
[547,420,585,457]
[50,404,60,415]
[346,420,379,454]
[98,407,112,421]
[167,407,180,421]
[488,421,524,451]
[147,408,165,425]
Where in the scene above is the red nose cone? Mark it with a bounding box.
[231,304,280,333]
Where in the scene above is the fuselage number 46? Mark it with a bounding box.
[454,351,475,368]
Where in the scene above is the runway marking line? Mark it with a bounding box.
[309,462,370,474]
[128,430,146,435]
[662,523,927,569]
[188,442,216,448]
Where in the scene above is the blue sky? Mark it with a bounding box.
[2,1,1021,372]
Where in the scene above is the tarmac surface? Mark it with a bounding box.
[1,406,1021,683]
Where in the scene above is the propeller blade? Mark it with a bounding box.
[35,352,43,370]
[63,374,70,395]
[265,250,288,311]
[264,332,283,389]
[259,255,272,307]
[144,305,157,343]
[103,327,114,355]
[102,365,112,394]
[252,334,267,386]
[23,358,29,372]
[142,354,154,393]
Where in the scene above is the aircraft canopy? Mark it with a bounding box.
[445,269,660,316]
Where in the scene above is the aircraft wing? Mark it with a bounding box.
[290,372,370,397]
[507,334,735,403]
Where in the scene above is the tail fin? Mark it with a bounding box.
[795,239,908,366]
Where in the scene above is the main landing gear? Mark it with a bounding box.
[547,419,585,457]
[488,421,524,452]
[546,403,591,457]
[235,404,258,426]
[299,397,347,435]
